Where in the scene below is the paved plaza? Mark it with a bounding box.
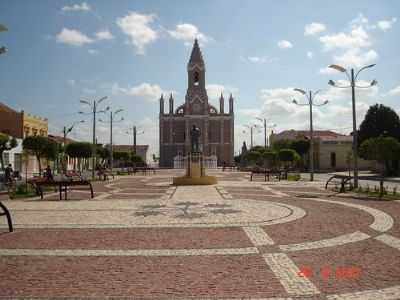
[1,170,400,299]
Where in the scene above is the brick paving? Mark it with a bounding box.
[0,170,399,299]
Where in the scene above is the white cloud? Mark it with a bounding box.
[56,28,93,47]
[304,22,326,36]
[116,12,158,54]
[333,48,378,68]
[112,82,174,102]
[206,84,239,102]
[387,85,400,96]
[247,56,275,64]
[238,108,260,118]
[307,51,313,59]
[95,30,113,40]
[62,2,90,12]
[377,17,397,32]
[168,23,209,46]
[319,26,370,50]
[67,79,76,86]
[88,49,99,55]
[319,66,339,75]
[277,40,293,49]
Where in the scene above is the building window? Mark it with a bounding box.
[330,152,336,169]
[3,153,10,166]
[194,72,199,86]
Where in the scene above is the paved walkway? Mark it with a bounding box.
[0,170,399,299]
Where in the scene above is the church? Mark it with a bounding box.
[159,39,235,168]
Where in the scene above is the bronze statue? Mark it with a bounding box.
[190,125,201,152]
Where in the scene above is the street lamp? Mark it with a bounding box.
[293,88,329,181]
[256,117,277,148]
[79,96,109,179]
[62,120,84,173]
[0,24,7,56]
[99,109,124,173]
[328,64,377,188]
[244,124,261,149]
[126,126,144,156]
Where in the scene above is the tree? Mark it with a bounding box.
[244,151,262,166]
[65,142,92,171]
[97,146,110,166]
[0,133,18,170]
[272,139,292,151]
[131,153,144,163]
[278,149,300,171]
[291,139,310,157]
[262,150,278,169]
[358,104,400,145]
[360,136,400,196]
[23,136,58,174]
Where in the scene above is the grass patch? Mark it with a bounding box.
[287,174,301,181]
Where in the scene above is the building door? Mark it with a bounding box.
[330,152,336,169]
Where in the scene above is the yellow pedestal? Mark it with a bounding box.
[173,158,217,186]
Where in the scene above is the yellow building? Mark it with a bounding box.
[22,111,48,138]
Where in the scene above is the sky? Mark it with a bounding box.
[0,0,399,157]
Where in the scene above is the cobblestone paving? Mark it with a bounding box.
[0,169,399,299]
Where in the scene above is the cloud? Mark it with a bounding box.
[307,51,313,59]
[168,23,209,46]
[56,28,93,46]
[238,108,260,118]
[277,40,293,49]
[332,48,378,68]
[61,2,90,12]
[319,67,338,75]
[206,84,239,102]
[377,17,397,32]
[88,49,99,55]
[387,84,400,96]
[67,79,76,86]
[319,26,370,50]
[95,30,113,40]
[247,56,276,64]
[304,22,326,35]
[112,82,174,102]
[116,12,158,54]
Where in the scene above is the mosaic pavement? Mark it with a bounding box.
[0,169,400,299]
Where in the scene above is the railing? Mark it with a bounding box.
[173,154,217,169]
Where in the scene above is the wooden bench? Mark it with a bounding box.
[250,169,282,182]
[325,175,353,193]
[29,178,94,200]
[0,191,13,232]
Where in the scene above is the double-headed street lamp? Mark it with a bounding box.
[99,109,124,173]
[256,117,276,148]
[126,126,144,156]
[328,64,377,188]
[79,96,109,179]
[62,120,84,173]
[243,124,261,149]
[293,88,328,181]
[0,24,7,55]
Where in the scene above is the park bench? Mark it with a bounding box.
[222,165,238,172]
[28,177,94,200]
[250,168,282,182]
[325,175,353,192]
[0,191,13,232]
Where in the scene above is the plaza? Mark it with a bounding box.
[1,170,400,299]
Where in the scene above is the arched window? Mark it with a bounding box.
[194,72,200,86]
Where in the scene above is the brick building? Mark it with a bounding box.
[159,40,234,168]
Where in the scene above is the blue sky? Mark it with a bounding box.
[0,0,399,156]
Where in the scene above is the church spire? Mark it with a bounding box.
[187,39,205,69]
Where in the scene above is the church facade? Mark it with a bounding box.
[159,40,234,168]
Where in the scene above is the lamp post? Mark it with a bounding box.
[328,64,377,188]
[127,126,144,156]
[244,124,261,149]
[99,109,124,173]
[293,88,328,181]
[256,117,277,148]
[79,96,109,179]
[62,120,84,173]
[0,24,7,56]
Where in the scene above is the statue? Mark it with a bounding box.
[190,125,201,152]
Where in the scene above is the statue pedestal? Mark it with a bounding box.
[173,152,217,186]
